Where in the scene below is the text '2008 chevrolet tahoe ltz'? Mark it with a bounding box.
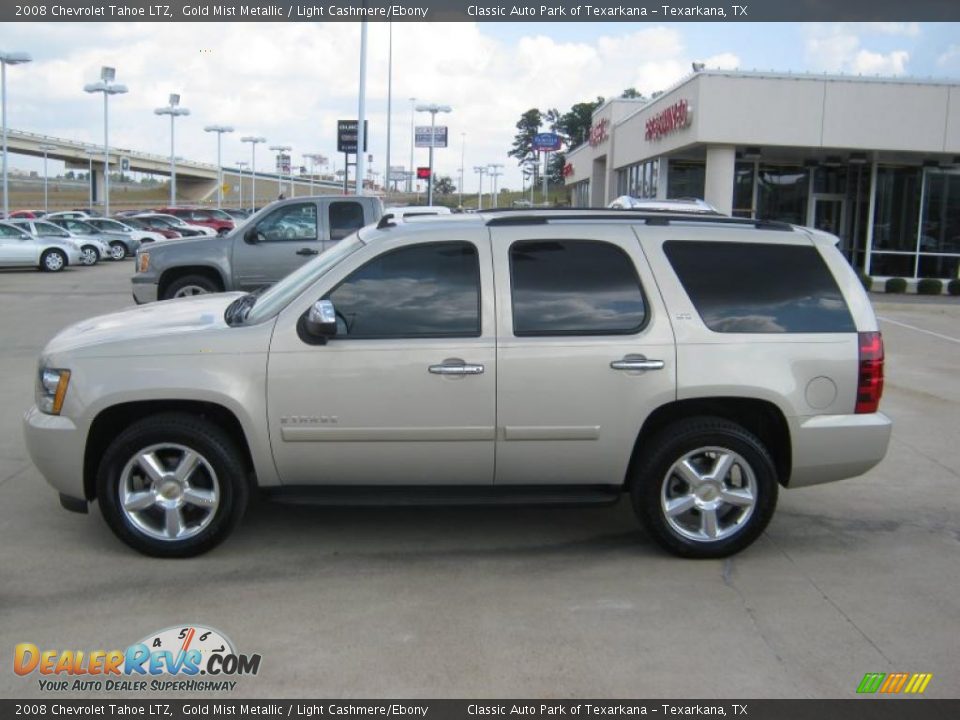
[24,209,891,558]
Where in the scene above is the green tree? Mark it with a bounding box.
[557,97,604,150]
[508,108,543,166]
[620,87,645,99]
[434,175,456,195]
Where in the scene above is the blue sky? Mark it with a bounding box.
[0,21,957,190]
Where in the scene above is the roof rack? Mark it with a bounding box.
[483,210,793,232]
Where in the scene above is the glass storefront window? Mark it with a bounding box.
[733,162,755,218]
[873,167,921,252]
[615,159,659,199]
[814,166,848,194]
[667,161,705,200]
[571,181,591,208]
[917,255,959,279]
[756,165,809,226]
[920,170,960,254]
[869,253,916,277]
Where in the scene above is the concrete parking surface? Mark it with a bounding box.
[1,262,958,699]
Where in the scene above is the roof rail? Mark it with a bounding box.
[484,211,794,232]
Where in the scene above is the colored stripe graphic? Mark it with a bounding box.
[858,672,932,694]
[904,674,933,694]
[857,673,885,693]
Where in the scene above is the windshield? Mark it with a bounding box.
[243,234,364,324]
[92,219,126,232]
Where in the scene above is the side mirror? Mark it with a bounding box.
[298,299,337,345]
[244,227,263,245]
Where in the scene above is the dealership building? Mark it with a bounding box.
[564,70,960,279]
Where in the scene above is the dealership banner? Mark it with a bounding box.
[2,700,960,719]
[3,0,959,22]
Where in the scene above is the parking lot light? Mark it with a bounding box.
[204,124,234,209]
[154,94,190,206]
[0,50,32,217]
[415,102,452,206]
[38,144,57,213]
[236,160,248,210]
[473,165,487,210]
[241,136,266,212]
[84,66,128,217]
[269,144,292,199]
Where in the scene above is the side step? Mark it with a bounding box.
[264,485,623,508]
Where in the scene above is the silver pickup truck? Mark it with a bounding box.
[132,195,383,302]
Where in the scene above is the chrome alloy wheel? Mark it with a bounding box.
[110,243,126,260]
[43,251,65,271]
[173,284,210,298]
[660,446,757,542]
[119,443,220,542]
[79,246,98,265]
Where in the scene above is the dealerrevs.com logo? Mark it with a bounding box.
[14,625,261,692]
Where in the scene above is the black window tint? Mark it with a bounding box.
[663,241,855,333]
[509,240,646,336]
[327,242,480,338]
[329,202,365,240]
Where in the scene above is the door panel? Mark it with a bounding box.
[491,224,677,486]
[266,232,496,486]
[233,201,321,290]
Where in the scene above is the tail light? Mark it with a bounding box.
[856,331,884,413]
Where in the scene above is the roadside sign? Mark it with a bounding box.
[337,120,369,154]
[275,153,291,174]
[533,132,562,152]
[388,165,407,183]
[415,126,448,148]
[416,167,432,180]
[119,157,131,172]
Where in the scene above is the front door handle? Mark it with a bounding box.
[610,355,665,371]
[296,247,319,256]
[429,362,485,376]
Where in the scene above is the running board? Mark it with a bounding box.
[264,485,623,508]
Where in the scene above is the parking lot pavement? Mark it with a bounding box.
[1,261,958,699]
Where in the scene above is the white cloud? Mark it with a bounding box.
[850,49,910,75]
[802,24,911,76]
[938,44,960,68]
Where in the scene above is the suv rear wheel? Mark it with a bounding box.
[96,413,249,557]
[631,417,778,558]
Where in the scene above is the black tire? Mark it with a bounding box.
[217,228,230,237]
[163,274,221,300]
[96,412,249,557]
[630,416,778,559]
[109,242,127,260]
[39,249,67,272]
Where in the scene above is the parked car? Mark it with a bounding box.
[157,207,235,236]
[0,220,81,271]
[9,209,47,219]
[85,217,165,245]
[135,213,215,238]
[46,218,139,260]
[46,210,96,220]
[133,195,382,301]
[26,208,890,558]
[122,216,182,239]
[7,218,107,266]
[222,209,250,221]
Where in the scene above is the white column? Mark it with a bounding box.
[864,157,879,276]
[704,145,736,216]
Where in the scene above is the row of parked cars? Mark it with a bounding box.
[0,207,251,273]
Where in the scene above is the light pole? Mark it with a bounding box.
[241,136,265,211]
[385,22,393,200]
[154,94,189,206]
[236,160,248,210]
[84,148,98,209]
[269,144,291,198]
[473,165,487,210]
[408,97,416,193]
[488,163,503,208]
[204,124,234,209]
[459,132,465,208]
[84,66,127,216]
[38,143,56,213]
[415,102,451,206]
[1,51,31,217]
[356,21,368,196]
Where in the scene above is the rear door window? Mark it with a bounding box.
[663,240,855,333]
[329,201,366,240]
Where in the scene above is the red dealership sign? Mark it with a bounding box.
[645,99,693,141]
[562,162,574,178]
[588,118,609,147]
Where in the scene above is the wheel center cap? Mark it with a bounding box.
[159,480,182,500]
[696,483,720,502]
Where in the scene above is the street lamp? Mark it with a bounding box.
[240,136,265,212]
[204,124,234,208]
[269,144,291,199]
[84,148,99,209]
[154,94,190,206]
[235,160,248,211]
[84,66,127,216]
[415,102,451,206]
[487,163,503,208]
[0,50,31,217]
[459,132,466,208]
[473,165,487,210]
[38,143,57,212]
[407,97,416,193]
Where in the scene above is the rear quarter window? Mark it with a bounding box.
[663,240,855,333]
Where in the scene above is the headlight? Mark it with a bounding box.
[137,251,150,273]
[37,368,71,415]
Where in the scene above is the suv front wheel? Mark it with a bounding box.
[96,413,249,557]
[631,417,778,558]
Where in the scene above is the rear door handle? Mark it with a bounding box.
[296,247,319,256]
[429,362,485,376]
[610,355,665,371]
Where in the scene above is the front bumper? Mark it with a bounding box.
[22,405,87,501]
[788,412,892,487]
[131,276,159,304]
